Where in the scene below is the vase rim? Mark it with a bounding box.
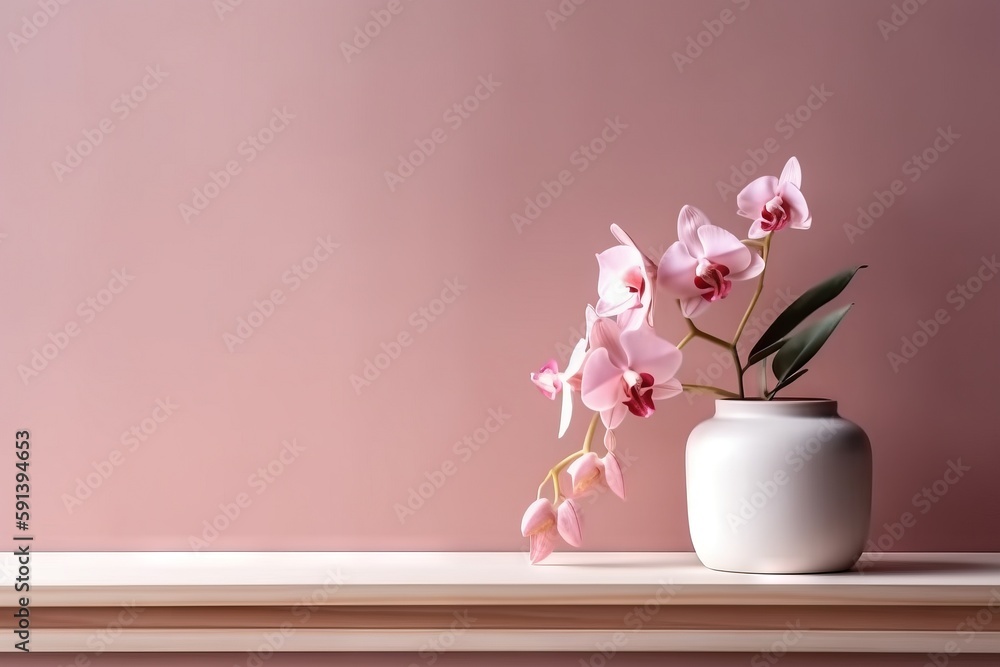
[714,397,838,417]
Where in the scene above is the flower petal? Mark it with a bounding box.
[651,377,683,400]
[611,223,657,274]
[605,403,628,430]
[602,452,626,501]
[595,292,636,318]
[681,295,711,318]
[588,317,627,369]
[528,532,556,564]
[556,499,584,547]
[747,219,768,239]
[604,428,617,451]
[656,242,701,299]
[520,498,556,537]
[728,249,765,282]
[564,338,588,378]
[567,452,601,493]
[558,383,574,438]
[778,182,810,228]
[581,347,625,412]
[677,205,710,256]
[596,247,644,318]
[615,307,646,332]
[778,156,802,189]
[620,326,682,384]
[610,223,638,249]
[696,224,753,273]
[529,366,561,400]
[736,176,778,218]
[585,305,599,342]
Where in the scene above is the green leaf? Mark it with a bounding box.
[766,368,808,400]
[771,304,854,384]
[747,265,867,367]
[746,338,787,368]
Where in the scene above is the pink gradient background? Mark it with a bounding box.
[3,0,999,550]
[4,0,1000,663]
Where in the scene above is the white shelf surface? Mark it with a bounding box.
[3,551,999,653]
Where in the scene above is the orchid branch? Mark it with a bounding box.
[731,235,773,397]
[536,412,602,502]
[676,300,745,397]
[732,234,773,348]
[682,384,739,399]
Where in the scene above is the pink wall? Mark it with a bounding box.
[13,654,1000,667]
[2,0,999,560]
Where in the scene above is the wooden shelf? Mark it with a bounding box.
[4,552,1000,653]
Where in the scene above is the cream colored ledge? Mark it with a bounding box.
[2,551,999,653]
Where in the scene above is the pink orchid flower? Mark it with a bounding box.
[581,317,683,431]
[737,156,812,239]
[657,205,765,318]
[521,497,583,563]
[595,224,658,331]
[529,336,588,438]
[567,451,626,501]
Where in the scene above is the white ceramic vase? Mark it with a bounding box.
[686,399,872,574]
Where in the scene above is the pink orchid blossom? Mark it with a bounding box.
[521,497,583,563]
[567,451,626,500]
[595,224,658,331]
[581,317,683,432]
[529,336,588,438]
[657,205,765,318]
[737,156,812,239]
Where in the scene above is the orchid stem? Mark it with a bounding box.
[536,413,601,502]
[676,300,744,398]
[732,234,772,348]
[581,411,600,454]
[682,384,739,399]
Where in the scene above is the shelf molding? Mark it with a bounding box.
[4,551,1000,653]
